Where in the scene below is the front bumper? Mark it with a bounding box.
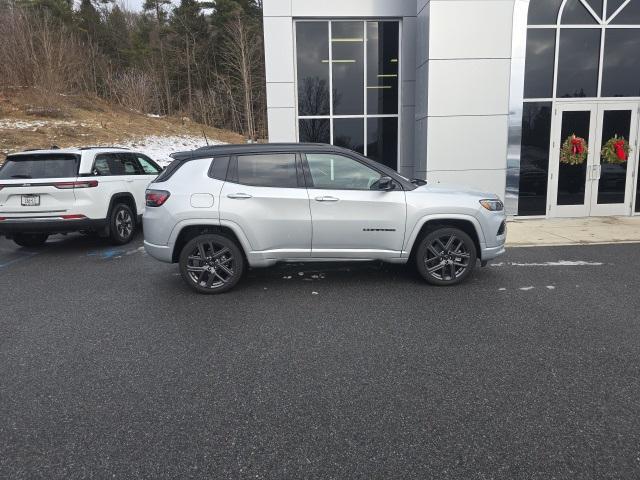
[0,217,107,236]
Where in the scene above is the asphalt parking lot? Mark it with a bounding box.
[1,234,640,479]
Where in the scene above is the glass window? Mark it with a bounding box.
[367,117,398,170]
[528,0,564,24]
[306,153,381,190]
[0,154,78,179]
[523,29,556,98]
[518,102,552,215]
[597,109,631,204]
[607,0,627,19]
[585,0,604,18]
[136,155,162,174]
[299,119,330,144]
[556,29,600,98]
[367,21,399,115]
[296,22,330,116]
[611,1,640,23]
[601,29,640,97]
[333,118,364,154]
[93,153,140,176]
[236,154,298,188]
[209,156,229,181]
[332,21,364,115]
[121,154,143,175]
[557,110,591,205]
[561,0,598,23]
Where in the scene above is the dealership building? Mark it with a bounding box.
[262,0,640,217]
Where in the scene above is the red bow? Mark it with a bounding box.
[613,140,626,161]
[571,137,584,155]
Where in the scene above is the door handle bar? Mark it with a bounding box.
[227,193,252,199]
[315,196,339,202]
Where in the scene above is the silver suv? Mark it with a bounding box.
[143,144,506,293]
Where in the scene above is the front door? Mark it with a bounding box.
[549,102,639,217]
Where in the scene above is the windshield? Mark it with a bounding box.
[0,154,79,179]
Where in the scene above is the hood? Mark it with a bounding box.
[412,183,500,200]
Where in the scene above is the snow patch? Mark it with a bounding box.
[116,135,225,166]
[0,119,94,130]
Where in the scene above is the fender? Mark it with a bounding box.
[168,218,254,257]
[402,213,486,257]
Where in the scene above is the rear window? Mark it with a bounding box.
[0,154,79,179]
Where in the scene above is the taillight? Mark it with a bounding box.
[54,180,98,189]
[146,189,170,207]
[61,214,87,220]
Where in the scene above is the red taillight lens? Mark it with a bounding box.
[146,189,170,207]
[54,180,98,189]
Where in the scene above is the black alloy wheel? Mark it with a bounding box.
[416,227,477,286]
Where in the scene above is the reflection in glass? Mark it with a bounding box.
[528,0,564,24]
[601,29,640,97]
[367,22,399,115]
[607,0,626,19]
[333,118,364,154]
[299,119,330,144]
[296,22,330,116]
[597,110,630,204]
[561,0,598,23]
[332,22,364,115]
[557,110,590,205]
[518,102,552,215]
[611,0,640,23]
[585,0,604,19]
[524,29,556,98]
[557,29,600,98]
[367,117,398,169]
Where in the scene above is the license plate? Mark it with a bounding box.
[21,194,40,206]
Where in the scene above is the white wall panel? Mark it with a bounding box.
[263,0,291,17]
[266,83,296,109]
[427,59,511,117]
[429,1,514,59]
[426,115,508,171]
[263,17,295,83]
[267,107,297,142]
[426,169,506,198]
[401,16,417,82]
[291,0,416,17]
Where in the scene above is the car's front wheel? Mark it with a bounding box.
[179,234,245,294]
[416,227,477,286]
[13,233,49,248]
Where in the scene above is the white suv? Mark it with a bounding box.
[144,144,506,293]
[0,147,163,247]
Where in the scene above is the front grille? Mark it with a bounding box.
[497,221,506,236]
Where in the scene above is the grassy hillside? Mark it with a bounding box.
[0,87,245,162]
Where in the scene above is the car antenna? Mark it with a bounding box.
[202,129,209,146]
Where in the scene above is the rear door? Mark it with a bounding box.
[219,152,312,257]
[0,153,79,217]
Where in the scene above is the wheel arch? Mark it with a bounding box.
[407,215,484,260]
[108,193,138,218]
[171,223,249,264]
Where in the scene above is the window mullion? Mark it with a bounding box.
[363,21,368,157]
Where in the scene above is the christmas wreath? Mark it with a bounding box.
[560,134,588,165]
[600,135,630,164]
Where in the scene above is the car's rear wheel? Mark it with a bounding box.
[109,203,136,245]
[416,227,477,286]
[179,234,244,294]
[13,233,49,248]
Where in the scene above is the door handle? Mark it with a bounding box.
[227,193,252,199]
[126,179,134,183]
[315,196,339,202]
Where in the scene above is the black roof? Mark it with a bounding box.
[171,143,347,161]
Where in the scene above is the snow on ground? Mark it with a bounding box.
[116,135,225,166]
[0,119,95,130]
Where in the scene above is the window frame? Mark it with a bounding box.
[135,154,163,175]
[226,152,306,189]
[293,19,402,166]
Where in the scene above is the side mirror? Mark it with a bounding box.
[377,176,395,191]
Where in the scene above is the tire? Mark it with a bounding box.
[179,234,245,294]
[13,233,48,248]
[415,227,477,286]
[109,203,136,245]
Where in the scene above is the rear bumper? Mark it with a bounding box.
[0,218,107,236]
[144,240,173,263]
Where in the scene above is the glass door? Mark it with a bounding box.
[548,103,598,218]
[590,103,638,217]
[549,102,639,217]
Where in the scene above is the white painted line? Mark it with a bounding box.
[492,260,603,267]
[519,286,535,291]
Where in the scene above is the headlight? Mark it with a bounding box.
[479,199,504,211]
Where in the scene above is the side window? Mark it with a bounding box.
[136,155,162,175]
[235,153,298,188]
[93,154,113,176]
[306,153,381,190]
[121,154,143,175]
[209,156,230,181]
